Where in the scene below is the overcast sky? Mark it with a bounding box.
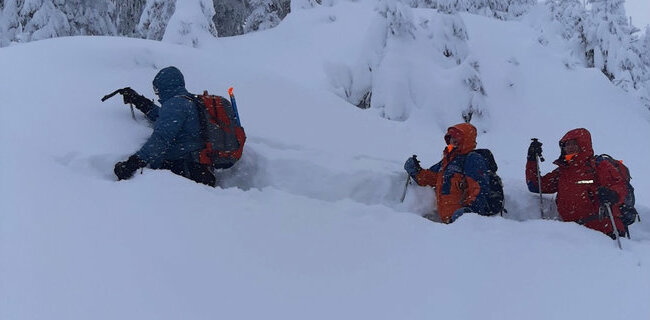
[625,0,650,30]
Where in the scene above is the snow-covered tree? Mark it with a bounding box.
[641,26,650,67]
[163,0,217,47]
[244,0,281,32]
[291,0,319,11]
[113,0,148,36]
[58,0,117,36]
[459,60,487,122]
[0,0,294,46]
[544,0,587,64]
[0,0,20,46]
[137,0,176,40]
[0,0,116,45]
[326,1,484,125]
[214,0,290,36]
[545,0,585,39]
[376,0,416,39]
[212,0,249,36]
[637,27,650,110]
[2,0,70,42]
[585,0,647,91]
[412,0,535,20]
[503,0,537,19]
[438,13,469,64]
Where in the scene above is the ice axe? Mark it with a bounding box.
[101,88,136,121]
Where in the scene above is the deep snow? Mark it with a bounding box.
[1,2,649,320]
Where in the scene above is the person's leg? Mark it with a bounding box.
[159,160,216,187]
[159,160,187,177]
[187,162,216,187]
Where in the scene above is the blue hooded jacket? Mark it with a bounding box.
[135,67,203,168]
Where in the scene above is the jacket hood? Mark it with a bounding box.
[153,66,187,103]
[556,128,594,164]
[445,123,477,155]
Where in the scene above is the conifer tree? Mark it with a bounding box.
[586,0,646,91]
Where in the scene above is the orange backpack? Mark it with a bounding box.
[185,89,246,169]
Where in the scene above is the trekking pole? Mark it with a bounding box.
[400,155,420,202]
[532,138,545,219]
[400,155,418,203]
[604,203,623,250]
[400,174,411,203]
[536,154,545,219]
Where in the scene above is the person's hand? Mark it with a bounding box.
[527,139,543,161]
[121,88,142,105]
[114,155,146,181]
[121,88,152,114]
[404,155,421,178]
[597,187,619,205]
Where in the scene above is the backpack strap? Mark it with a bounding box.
[460,152,473,206]
[182,94,213,165]
[211,96,232,134]
[182,95,209,143]
[590,154,614,188]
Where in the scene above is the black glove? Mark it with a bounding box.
[121,88,153,114]
[597,187,619,205]
[114,155,146,181]
[527,139,543,161]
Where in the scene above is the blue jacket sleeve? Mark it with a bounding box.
[136,97,191,167]
[144,104,161,122]
[464,153,490,215]
[429,161,442,173]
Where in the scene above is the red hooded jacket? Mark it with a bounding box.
[526,128,626,236]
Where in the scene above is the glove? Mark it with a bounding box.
[597,187,619,205]
[114,155,146,181]
[450,207,471,223]
[121,88,153,114]
[404,155,422,178]
[527,139,543,161]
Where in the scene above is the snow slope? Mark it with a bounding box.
[1,2,649,320]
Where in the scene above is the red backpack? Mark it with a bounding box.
[185,89,246,169]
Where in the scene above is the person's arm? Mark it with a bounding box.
[526,160,559,194]
[414,161,441,187]
[143,104,161,122]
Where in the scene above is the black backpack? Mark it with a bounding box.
[463,149,506,216]
[594,154,638,226]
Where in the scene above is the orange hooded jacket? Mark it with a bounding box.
[413,123,490,223]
